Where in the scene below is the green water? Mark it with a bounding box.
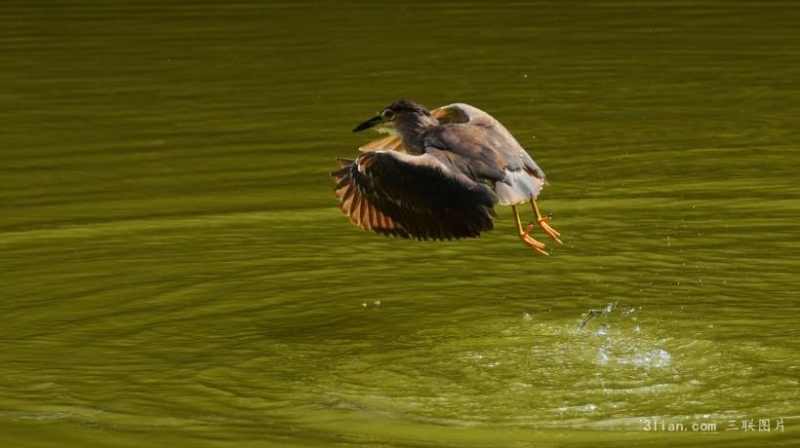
[1,1,798,447]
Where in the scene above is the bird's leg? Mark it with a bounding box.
[513,204,549,256]
[528,199,562,245]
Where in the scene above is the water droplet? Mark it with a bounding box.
[597,348,609,364]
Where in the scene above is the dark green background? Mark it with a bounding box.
[1,1,798,447]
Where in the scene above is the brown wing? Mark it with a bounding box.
[331,151,497,240]
[358,134,405,153]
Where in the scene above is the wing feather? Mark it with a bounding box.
[359,135,405,153]
[331,151,497,240]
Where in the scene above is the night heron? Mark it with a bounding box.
[331,100,562,256]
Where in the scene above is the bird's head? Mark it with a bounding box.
[352,100,436,135]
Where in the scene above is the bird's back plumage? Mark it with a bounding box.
[357,103,547,205]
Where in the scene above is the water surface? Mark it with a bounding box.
[1,1,798,447]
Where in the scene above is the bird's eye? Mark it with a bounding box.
[381,109,395,120]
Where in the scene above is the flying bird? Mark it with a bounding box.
[331,100,562,256]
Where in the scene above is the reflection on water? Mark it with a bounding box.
[1,0,799,447]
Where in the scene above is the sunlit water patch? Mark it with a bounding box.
[301,302,767,433]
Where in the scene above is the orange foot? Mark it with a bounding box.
[520,225,549,257]
[533,213,562,245]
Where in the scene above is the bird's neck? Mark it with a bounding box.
[396,116,438,155]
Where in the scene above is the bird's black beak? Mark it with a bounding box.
[352,115,384,133]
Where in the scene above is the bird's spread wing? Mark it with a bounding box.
[331,150,497,240]
[358,134,405,153]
